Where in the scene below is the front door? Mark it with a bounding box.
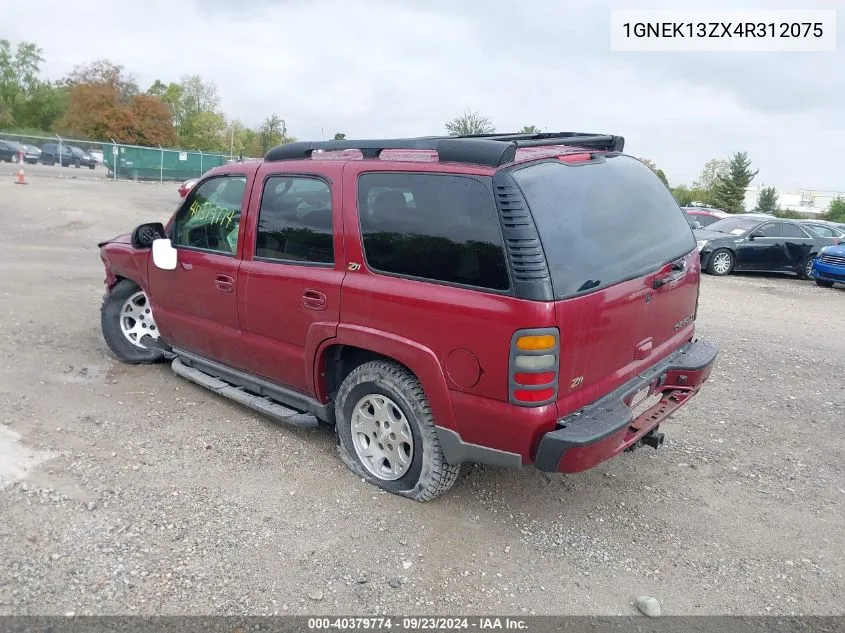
[735,221,781,271]
[146,173,252,369]
[236,165,345,394]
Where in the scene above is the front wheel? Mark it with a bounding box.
[815,279,835,288]
[335,360,460,502]
[100,280,166,364]
[706,248,734,276]
[73,158,81,168]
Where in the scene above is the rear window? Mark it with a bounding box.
[511,155,695,299]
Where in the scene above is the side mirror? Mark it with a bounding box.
[131,222,166,248]
[152,238,178,270]
[689,220,702,230]
[748,231,764,240]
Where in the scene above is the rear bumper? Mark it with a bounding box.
[534,339,718,473]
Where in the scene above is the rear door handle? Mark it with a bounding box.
[215,274,234,293]
[652,261,686,289]
[302,289,327,311]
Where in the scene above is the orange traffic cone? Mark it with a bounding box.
[14,163,27,185]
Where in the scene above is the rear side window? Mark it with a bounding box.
[357,173,510,291]
[255,176,334,264]
[780,222,810,238]
[511,155,695,298]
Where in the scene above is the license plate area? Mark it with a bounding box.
[629,380,663,417]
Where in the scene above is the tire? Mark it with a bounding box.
[89,164,95,170]
[815,279,835,288]
[335,360,460,502]
[706,248,734,276]
[73,158,81,168]
[798,256,815,280]
[100,279,166,364]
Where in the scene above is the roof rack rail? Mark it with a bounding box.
[263,132,623,167]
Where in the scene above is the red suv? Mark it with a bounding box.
[98,133,717,501]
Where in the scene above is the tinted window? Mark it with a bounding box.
[255,176,334,264]
[804,224,834,238]
[511,155,695,298]
[692,214,718,226]
[172,175,247,255]
[706,217,760,235]
[755,222,779,237]
[358,173,509,291]
[780,222,810,238]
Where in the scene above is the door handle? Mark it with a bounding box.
[215,274,234,293]
[652,261,686,289]
[302,289,327,311]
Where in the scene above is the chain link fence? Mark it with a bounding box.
[0,132,240,182]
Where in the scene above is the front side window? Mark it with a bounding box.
[357,173,510,291]
[254,175,334,264]
[755,222,779,237]
[171,175,247,255]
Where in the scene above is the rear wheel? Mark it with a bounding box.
[707,248,734,276]
[100,280,166,364]
[799,256,815,280]
[335,360,460,502]
[815,279,835,288]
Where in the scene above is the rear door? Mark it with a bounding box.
[235,162,345,395]
[510,155,697,411]
[778,221,817,270]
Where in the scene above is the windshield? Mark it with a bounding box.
[511,154,695,299]
[704,217,759,235]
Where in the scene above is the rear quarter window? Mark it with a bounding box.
[511,155,695,298]
[357,173,510,291]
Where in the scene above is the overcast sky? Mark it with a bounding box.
[5,0,843,191]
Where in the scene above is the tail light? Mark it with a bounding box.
[509,328,559,407]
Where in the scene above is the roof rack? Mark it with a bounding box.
[264,132,624,168]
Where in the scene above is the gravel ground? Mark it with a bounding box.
[0,174,843,616]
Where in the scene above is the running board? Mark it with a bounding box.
[171,358,320,430]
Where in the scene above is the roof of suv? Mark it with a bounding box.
[262,132,625,169]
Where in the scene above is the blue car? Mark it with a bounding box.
[811,243,845,288]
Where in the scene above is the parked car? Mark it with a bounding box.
[799,220,845,243]
[68,146,97,169]
[810,243,845,287]
[682,207,729,227]
[694,215,836,278]
[178,178,198,198]
[89,149,105,164]
[0,140,24,163]
[40,142,76,166]
[97,132,718,501]
[21,144,41,164]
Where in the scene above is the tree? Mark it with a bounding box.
[709,151,758,214]
[59,82,132,141]
[258,114,287,153]
[16,81,68,131]
[639,158,669,187]
[519,125,540,133]
[128,94,177,146]
[445,109,494,136]
[65,59,138,102]
[693,158,729,191]
[0,39,46,125]
[755,186,778,214]
[333,132,346,140]
[824,196,845,223]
